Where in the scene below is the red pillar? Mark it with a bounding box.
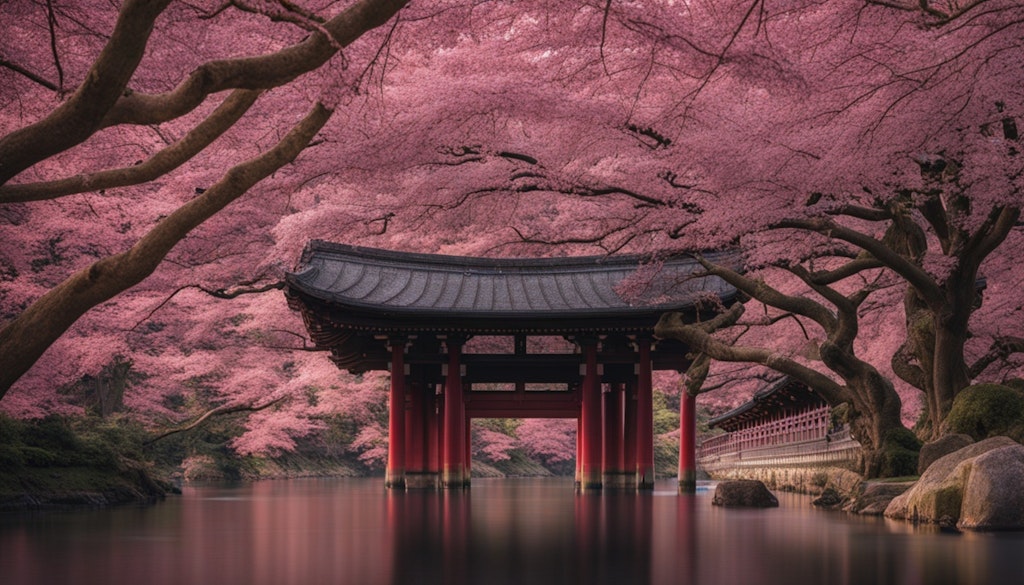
[679,390,697,493]
[406,384,418,469]
[386,340,407,489]
[406,381,438,488]
[575,415,583,485]
[427,386,440,475]
[464,411,472,485]
[579,340,602,490]
[603,383,626,488]
[623,380,638,485]
[442,338,467,488]
[637,338,655,489]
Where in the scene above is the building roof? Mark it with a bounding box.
[285,240,737,331]
[708,377,826,431]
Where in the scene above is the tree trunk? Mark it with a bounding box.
[843,369,915,479]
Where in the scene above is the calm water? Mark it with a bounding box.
[2,477,1023,585]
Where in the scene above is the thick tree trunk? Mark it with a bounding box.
[929,273,975,433]
[900,272,977,439]
[843,369,914,479]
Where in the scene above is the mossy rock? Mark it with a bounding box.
[945,383,1024,442]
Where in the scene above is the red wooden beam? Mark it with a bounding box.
[427,387,440,474]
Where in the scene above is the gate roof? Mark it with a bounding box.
[285,241,739,373]
[286,240,737,334]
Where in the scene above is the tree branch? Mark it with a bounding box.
[0,0,409,186]
[0,90,262,203]
[1,101,332,397]
[128,279,285,331]
[654,311,847,405]
[144,396,287,445]
[694,254,838,331]
[969,336,1024,379]
[0,0,173,184]
[774,216,944,307]
[100,0,409,128]
[0,59,59,91]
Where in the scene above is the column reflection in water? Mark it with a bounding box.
[387,480,655,585]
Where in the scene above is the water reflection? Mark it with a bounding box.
[2,478,1023,585]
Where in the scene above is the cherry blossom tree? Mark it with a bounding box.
[0,0,410,398]
[515,419,577,466]
[296,0,1021,475]
[2,0,1021,470]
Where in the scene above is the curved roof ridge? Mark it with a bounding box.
[286,241,739,320]
[302,239,736,272]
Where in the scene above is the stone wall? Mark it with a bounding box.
[706,465,863,497]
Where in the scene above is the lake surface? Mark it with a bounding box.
[2,477,1023,585]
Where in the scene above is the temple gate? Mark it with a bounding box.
[285,241,737,491]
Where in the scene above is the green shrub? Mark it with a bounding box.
[21,416,84,454]
[20,446,60,466]
[0,444,25,468]
[879,427,921,478]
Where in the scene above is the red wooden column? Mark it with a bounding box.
[678,389,697,493]
[579,339,603,491]
[386,339,407,489]
[464,407,472,486]
[636,337,655,489]
[575,415,583,485]
[405,380,437,489]
[623,380,638,487]
[442,337,468,489]
[603,383,627,488]
[426,385,440,478]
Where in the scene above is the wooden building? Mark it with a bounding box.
[285,240,738,490]
[698,378,860,472]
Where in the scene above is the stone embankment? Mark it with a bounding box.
[705,435,1024,531]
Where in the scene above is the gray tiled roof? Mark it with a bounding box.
[286,240,737,319]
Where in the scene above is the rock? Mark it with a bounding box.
[844,481,914,516]
[811,487,844,508]
[957,445,1024,530]
[884,436,1021,530]
[918,434,974,475]
[712,479,779,508]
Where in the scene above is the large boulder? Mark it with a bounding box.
[712,479,779,508]
[958,445,1024,530]
[884,436,1024,530]
[918,433,974,475]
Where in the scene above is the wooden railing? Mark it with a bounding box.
[697,406,861,471]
